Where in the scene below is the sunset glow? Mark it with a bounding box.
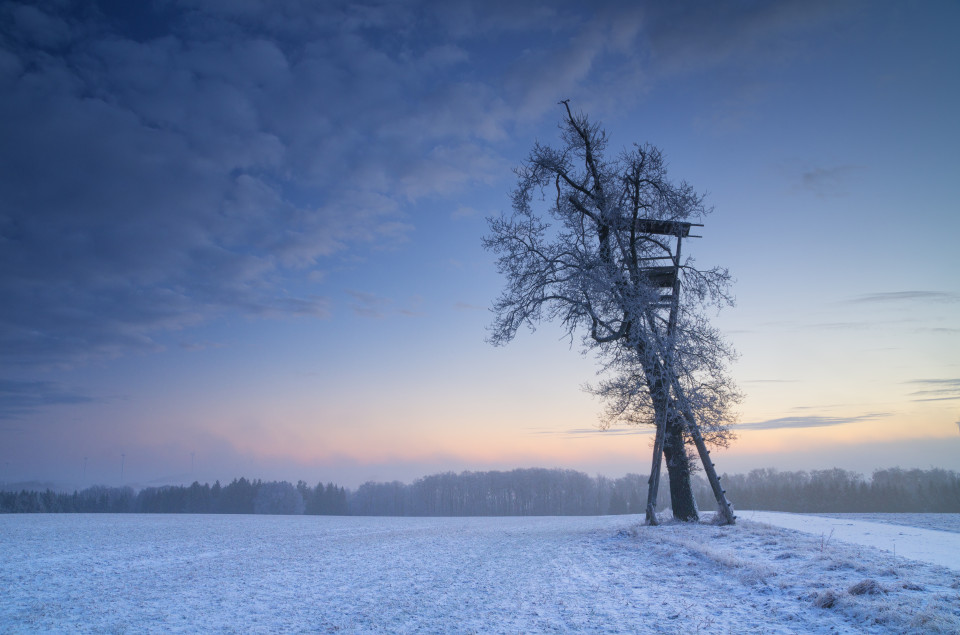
[1,1,958,490]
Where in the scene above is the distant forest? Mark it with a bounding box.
[2,467,958,515]
[0,478,347,516]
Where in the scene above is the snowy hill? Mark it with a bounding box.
[2,514,958,632]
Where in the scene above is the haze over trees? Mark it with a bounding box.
[3,467,957,515]
[349,469,653,516]
[484,103,739,523]
[346,468,960,516]
[0,478,347,515]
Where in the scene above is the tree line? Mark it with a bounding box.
[2,467,958,515]
[696,467,960,514]
[349,469,658,516]
[0,478,347,515]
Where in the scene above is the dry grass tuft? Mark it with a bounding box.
[847,579,886,596]
[812,590,839,609]
[909,600,960,633]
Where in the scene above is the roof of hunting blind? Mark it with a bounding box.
[643,266,678,288]
[632,219,703,237]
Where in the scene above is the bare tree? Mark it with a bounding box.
[484,101,740,523]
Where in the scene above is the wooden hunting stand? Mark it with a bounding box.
[637,219,736,526]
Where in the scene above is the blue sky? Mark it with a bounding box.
[1,0,958,489]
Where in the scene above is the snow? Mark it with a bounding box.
[807,512,960,535]
[2,513,959,633]
[739,510,960,572]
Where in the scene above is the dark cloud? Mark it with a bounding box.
[736,412,890,431]
[799,165,861,197]
[0,0,664,370]
[0,379,97,419]
[0,0,857,372]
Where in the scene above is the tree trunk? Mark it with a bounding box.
[644,380,669,525]
[662,416,699,521]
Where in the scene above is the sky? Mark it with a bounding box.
[1,0,958,490]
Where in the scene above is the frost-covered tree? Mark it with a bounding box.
[484,102,739,523]
[253,481,304,515]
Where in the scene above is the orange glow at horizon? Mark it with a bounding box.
[201,407,959,469]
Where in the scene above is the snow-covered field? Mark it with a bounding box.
[740,511,960,572]
[806,512,960,534]
[2,513,959,633]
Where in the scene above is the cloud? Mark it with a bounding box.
[503,7,644,121]
[847,291,960,304]
[0,0,864,373]
[643,0,852,76]
[802,321,873,331]
[346,291,392,320]
[549,410,893,435]
[736,412,890,431]
[451,206,482,220]
[0,0,676,371]
[531,426,653,438]
[0,379,97,420]
[640,2,860,136]
[346,291,422,319]
[798,165,862,197]
[904,379,960,402]
[1,3,387,367]
[398,295,425,318]
[178,340,224,352]
[0,1,509,368]
[741,379,799,384]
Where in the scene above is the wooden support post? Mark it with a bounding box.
[644,230,684,525]
[644,229,686,525]
[639,222,734,525]
[671,377,736,525]
[645,396,668,525]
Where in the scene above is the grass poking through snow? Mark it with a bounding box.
[626,515,960,633]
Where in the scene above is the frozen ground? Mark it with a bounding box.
[808,513,960,534]
[739,510,960,571]
[2,513,959,633]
